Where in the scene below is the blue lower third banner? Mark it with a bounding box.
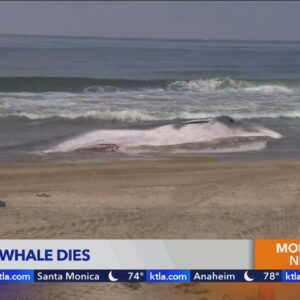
[0,270,285,283]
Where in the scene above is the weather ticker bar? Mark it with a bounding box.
[2,270,300,283]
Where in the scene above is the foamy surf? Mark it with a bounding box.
[14,110,155,122]
[128,139,269,154]
[44,116,282,154]
[167,78,295,94]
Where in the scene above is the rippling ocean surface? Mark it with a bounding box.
[1,35,300,161]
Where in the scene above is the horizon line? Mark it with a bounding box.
[0,33,300,43]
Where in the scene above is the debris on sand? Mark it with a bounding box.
[0,201,6,208]
[124,283,141,290]
[36,193,51,198]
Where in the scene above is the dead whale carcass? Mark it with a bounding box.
[44,116,282,153]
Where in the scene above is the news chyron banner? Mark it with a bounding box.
[0,240,300,283]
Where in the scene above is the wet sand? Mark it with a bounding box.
[0,158,300,239]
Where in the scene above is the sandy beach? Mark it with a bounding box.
[1,157,299,239]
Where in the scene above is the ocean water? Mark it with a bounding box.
[0,35,300,162]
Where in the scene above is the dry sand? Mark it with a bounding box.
[0,158,300,239]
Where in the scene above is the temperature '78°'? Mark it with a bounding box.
[264,272,280,281]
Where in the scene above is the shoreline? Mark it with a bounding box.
[0,157,299,239]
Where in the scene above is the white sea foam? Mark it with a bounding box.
[0,78,299,126]
[180,111,300,120]
[168,78,294,93]
[4,109,300,122]
[168,78,244,91]
[172,140,268,154]
[11,110,155,122]
[244,85,293,93]
[44,118,282,153]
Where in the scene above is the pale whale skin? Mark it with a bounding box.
[44,116,282,153]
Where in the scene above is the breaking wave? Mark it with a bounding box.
[167,78,295,93]
[0,76,298,93]
[4,110,300,123]
[10,110,155,123]
[180,111,300,120]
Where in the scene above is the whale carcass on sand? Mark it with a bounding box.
[44,116,282,153]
